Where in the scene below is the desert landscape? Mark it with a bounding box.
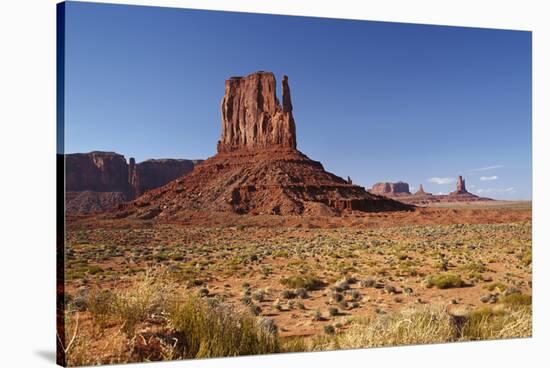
[59,72,531,366]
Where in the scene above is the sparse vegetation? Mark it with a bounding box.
[64,212,531,364]
[168,293,279,358]
[425,273,465,289]
[280,275,322,290]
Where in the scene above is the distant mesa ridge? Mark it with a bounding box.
[369,176,492,205]
[114,71,413,219]
[65,151,202,214]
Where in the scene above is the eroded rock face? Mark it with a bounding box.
[217,71,297,153]
[66,152,129,193]
[371,182,411,195]
[65,152,200,214]
[129,159,200,197]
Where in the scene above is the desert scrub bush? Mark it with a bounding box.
[249,304,262,316]
[425,273,465,289]
[461,304,532,340]
[360,278,376,288]
[499,294,532,306]
[111,275,169,336]
[521,249,532,266]
[312,308,323,321]
[331,292,344,303]
[461,262,487,273]
[281,289,296,299]
[306,303,532,352]
[252,290,265,302]
[484,282,508,292]
[294,287,308,299]
[310,306,457,350]
[167,293,279,359]
[280,275,322,290]
[86,289,115,327]
[324,325,336,335]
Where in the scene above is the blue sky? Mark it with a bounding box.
[63,2,532,200]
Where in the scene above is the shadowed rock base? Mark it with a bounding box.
[116,148,413,218]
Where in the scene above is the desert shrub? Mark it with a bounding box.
[240,296,252,306]
[311,306,457,350]
[112,277,165,336]
[384,285,397,294]
[324,325,336,335]
[461,304,531,340]
[484,282,508,292]
[328,307,339,317]
[499,294,532,306]
[301,303,532,352]
[294,288,308,299]
[521,249,532,266]
[332,279,350,292]
[252,290,265,302]
[433,259,449,271]
[425,273,465,289]
[461,262,487,273]
[281,289,296,299]
[198,287,209,297]
[87,265,103,275]
[280,275,322,290]
[86,289,115,327]
[312,308,323,321]
[167,294,279,358]
[249,304,262,316]
[360,278,376,288]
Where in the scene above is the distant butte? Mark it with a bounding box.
[114,71,413,219]
[369,176,492,205]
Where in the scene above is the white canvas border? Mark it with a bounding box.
[0,1,546,367]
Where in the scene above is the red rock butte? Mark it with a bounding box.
[218,72,296,153]
[116,71,413,219]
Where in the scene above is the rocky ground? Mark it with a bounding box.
[61,202,532,364]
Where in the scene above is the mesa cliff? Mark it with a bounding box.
[115,71,413,219]
[65,152,201,214]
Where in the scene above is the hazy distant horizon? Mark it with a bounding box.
[62,2,532,200]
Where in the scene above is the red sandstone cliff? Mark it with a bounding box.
[65,152,200,214]
[217,72,296,153]
[66,152,129,193]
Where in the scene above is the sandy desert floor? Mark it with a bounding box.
[61,201,532,365]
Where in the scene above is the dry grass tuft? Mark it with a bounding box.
[286,303,532,352]
[167,293,279,359]
[425,273,465,289]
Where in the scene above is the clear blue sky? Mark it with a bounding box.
[63,1,532,200]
